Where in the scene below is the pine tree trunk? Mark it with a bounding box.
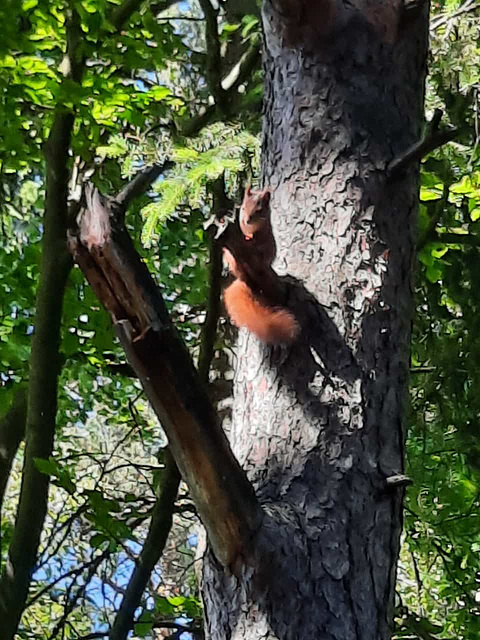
[202,1,429,638]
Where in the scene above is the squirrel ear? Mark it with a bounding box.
[262,189,271,203]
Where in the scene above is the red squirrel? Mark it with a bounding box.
[223,186,299,344]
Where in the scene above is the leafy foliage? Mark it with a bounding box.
[394,3,480,638]
[0,0,480,638]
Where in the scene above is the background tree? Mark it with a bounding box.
[0,0,479,639]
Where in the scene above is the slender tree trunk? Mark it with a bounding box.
[201,2,429,638]
[0,112,73,638]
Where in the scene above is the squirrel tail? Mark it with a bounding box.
[224,280,298,344]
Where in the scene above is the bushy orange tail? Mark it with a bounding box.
[224,280,298,344]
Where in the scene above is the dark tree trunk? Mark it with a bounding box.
[201,1,429,638]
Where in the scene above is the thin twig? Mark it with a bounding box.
[388,109,458,178]
[410,550,424,616]
[158,15,205,21]
[434,231,480,246]
[410,366,436,374]
[116,161,174,208]
[47,550,110,640]
[108,452,181,640]
[467,87,479,171]
[430,0,479,31]
[0,387,27,518]
[76,618,202,640]
[179,40,261,137]
[27,553,103,608]
[198,175,232,383]
[198,0,224,108]
[109,0,178,31]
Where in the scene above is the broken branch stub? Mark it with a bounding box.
[68,185,261,569]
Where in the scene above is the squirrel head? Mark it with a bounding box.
[242,185,271,227]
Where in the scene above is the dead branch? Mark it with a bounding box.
[68,179,261,569]
[198,175,232,383]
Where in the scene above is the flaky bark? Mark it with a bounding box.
[201,1,430,639]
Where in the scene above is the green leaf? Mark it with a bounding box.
[90,533,108,549]
[151,86,171,101]
[221,23,240,34]
[34,457,60,477]
[134,612,154,638]
[86,490,121,514]
[154,596,176,616]
[420,186,443,201]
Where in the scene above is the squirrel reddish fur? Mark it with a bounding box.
[223,186,299,344]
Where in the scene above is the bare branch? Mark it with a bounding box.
[179,40,261,137]
[115,161,174,209]
[109,0,180,31]
[0,8,81,634]
[198,176,232,383]
[150,0,183,17]
[47,550,110,640]
[109,451,180,640]
[198,0,225,108]
[76,617,203,640]
[151,618,204,636]
[410,366,436,374]
[0,2,169,638]
[27,547,107,609]
[385,474,412,488]
[109,0,145,30]
[434,232,480,247]
[388,109,458,178]
[430,0,480,31]
[222,39,261,92]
